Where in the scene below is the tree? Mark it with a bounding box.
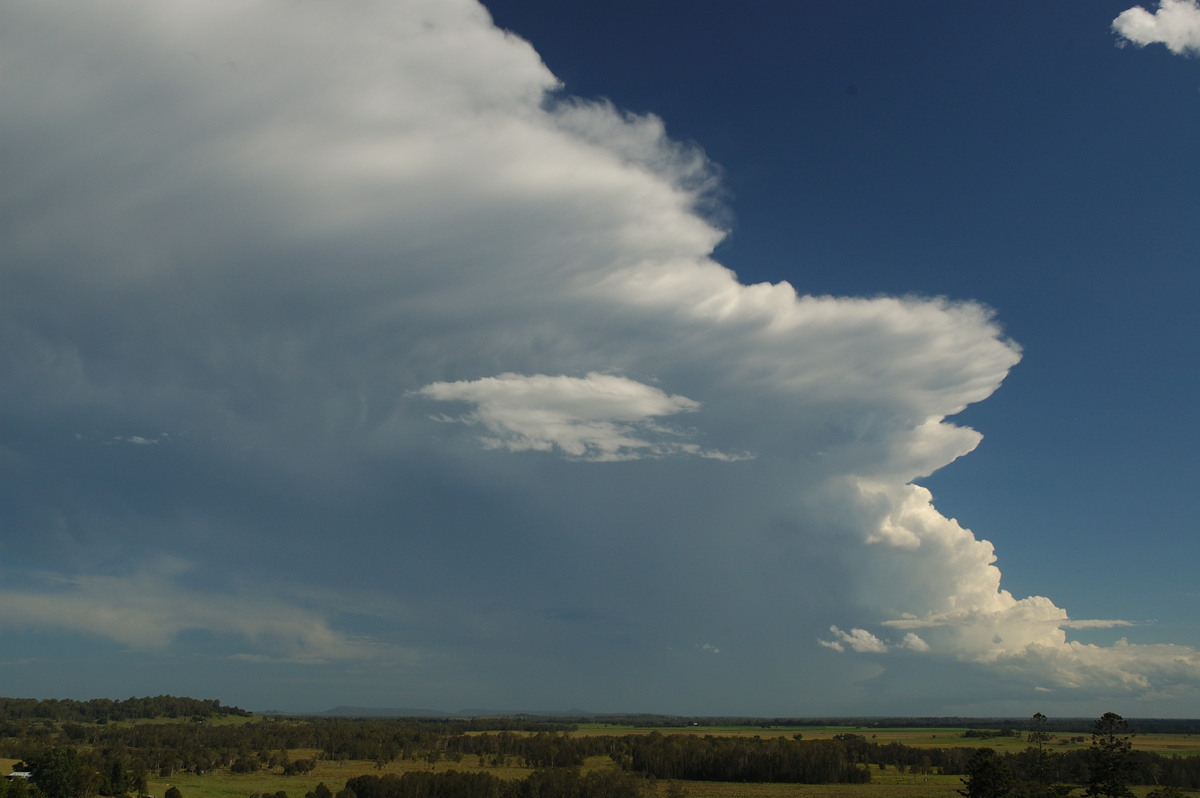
[1027,713,1051,751]
[959,748,1013,798]
[29,747,100,798]
[1086,712,1134,798]
[1018,712,1055,788]
[164,786,182,798]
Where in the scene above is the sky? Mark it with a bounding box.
[1,0,1199,719]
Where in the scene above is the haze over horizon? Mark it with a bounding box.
[2,0,1199,717]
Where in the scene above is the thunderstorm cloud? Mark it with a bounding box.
[2,0,1198,713]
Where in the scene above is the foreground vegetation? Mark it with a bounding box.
[2,698,1199,798]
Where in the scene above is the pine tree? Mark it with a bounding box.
[1086,712,1134,798]
[959,748,1013,798]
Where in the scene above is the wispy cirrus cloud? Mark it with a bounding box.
[0,564,401,664]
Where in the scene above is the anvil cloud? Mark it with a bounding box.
[2,0,1198,714]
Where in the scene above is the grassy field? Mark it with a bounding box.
[150,760,1196,798]
[146,757,969,798]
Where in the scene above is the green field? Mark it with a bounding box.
[147,758,966,798]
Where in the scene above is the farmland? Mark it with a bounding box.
[3,698,1200,798]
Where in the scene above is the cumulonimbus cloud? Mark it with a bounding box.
[819,481,1200,697]
[1,0,1197,711]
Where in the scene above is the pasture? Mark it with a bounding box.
[148,757,967,798]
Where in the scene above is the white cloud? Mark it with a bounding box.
[1062,619,1136,630]
[820,479,1200,698]
[820,626,888,654]
[114,434,166,446]
[993,638,1200,694]
[1114,0,1200,55]
[414,372,743,461]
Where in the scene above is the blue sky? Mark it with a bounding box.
[2,0,1199,718]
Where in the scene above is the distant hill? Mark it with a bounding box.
[244,704,1200,735]
[307,706,594,718]
[312,706,452,718]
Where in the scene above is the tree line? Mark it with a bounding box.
[958,712,1200,798]
[610,732,871,783]
[342,769,648,798]
[0,699,248,726]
